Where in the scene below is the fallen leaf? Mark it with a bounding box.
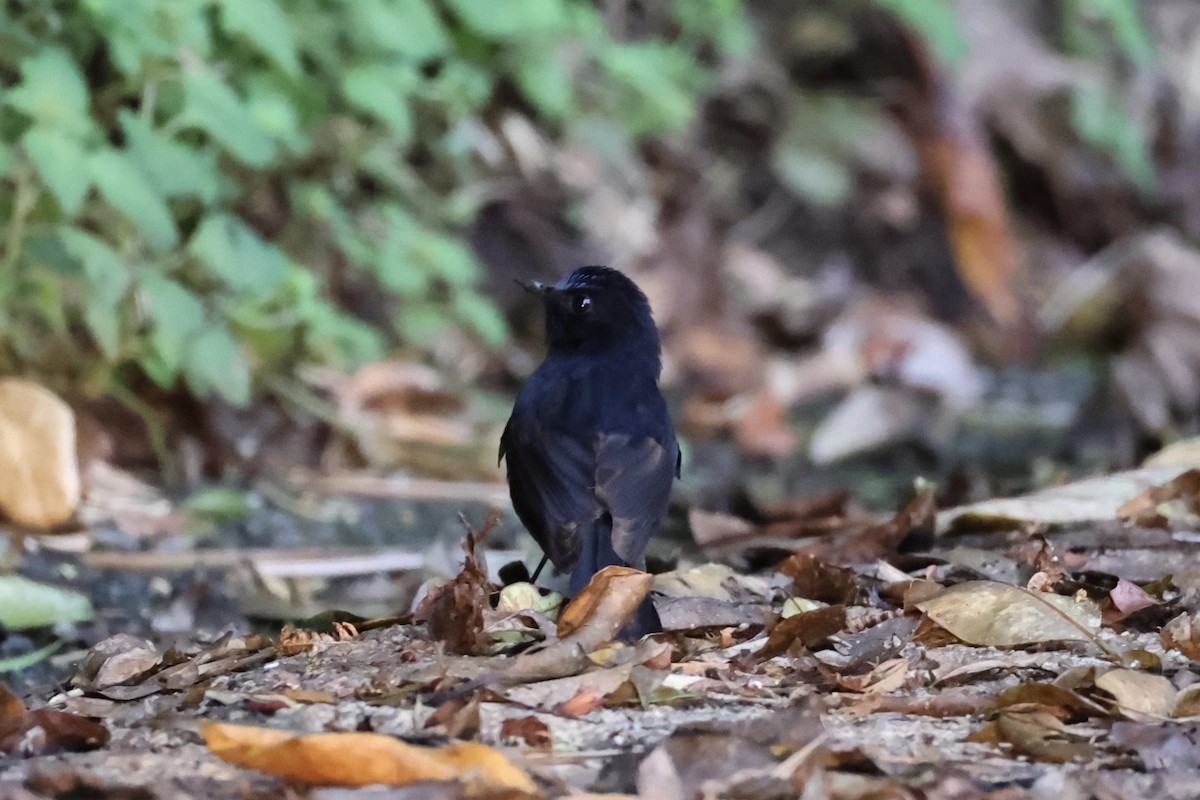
[555,567,654,647]
[413,528,494,656]
[835,658,910,694]
[0,378,80,527]
[201,721,536,791]
[1162,613,1200,659]
[1102,579,1161,627]
[1094,669,1176,722]
[968,709,1093,763]
[758,604,847,659]
[0,683,109,757]
[499,716,552,749]
[916,581,1101,647]
[1116,468,1200,527]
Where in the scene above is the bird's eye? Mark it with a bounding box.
[572,294,592,313]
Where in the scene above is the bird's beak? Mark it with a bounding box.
[515,278,553,297]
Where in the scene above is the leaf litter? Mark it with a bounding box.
[3,467,1200,797]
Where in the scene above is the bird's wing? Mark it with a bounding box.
[594,432,676,567]
[501,419,603,570]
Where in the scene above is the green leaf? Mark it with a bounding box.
[118,110,220,203]
[184,326,251,405]
[89,149,180,252]
[21,127,91,215]
[0,575,92,629]
[417,232,479,286]
[398,302,451,345]
[870,0,967,66]
[6,47,89,130]
[182,69,276,166]
[246,79,309,155]
[455,290,508,346]
[183,487,254,521]
[443,0,566,39]
[58,228,130,305]
[216,0,300,76]
[348,0,449,59]
[342,65,415,141]
[60,228,130,358]
[139,273,206,375]
[514,48,574,119]
[0,640,62,673]
[305,302,385,367]
[83,300,121,357]
[189,213,292,294]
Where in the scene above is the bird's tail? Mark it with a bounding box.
[569,520,661,641]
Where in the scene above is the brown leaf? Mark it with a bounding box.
[555,566,654,648]
[834,658,910,694]
[1162,613,1200,659]
[968,709,1093,763]
[889,37,1022,328]
[1094,669,1177,722]
[0,378,80,528]
[202,721,537,791]
[1116,468,1200,526]
[916,581,1101,647]
[413,530,494,655]
[0,683,109,757]
[499,716,552,749]
[758,604,847,660]
[798,485,935,564]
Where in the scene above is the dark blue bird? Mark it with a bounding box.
[500,266,679,638]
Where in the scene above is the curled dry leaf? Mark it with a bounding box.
[1093,669,1177,722]
[0,683,109,757]
[1116,468,1200,527]
[968,709,1094,763]
[499,716,552,749]
[413,532,493,656]
[555,566,654,648]
[916,581,1101,647]
[1161,613,1200,660]
[0,378,80,528]
[202,721,537,792]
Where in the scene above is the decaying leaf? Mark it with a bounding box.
[916,581,1101,647]
[0,378,81,528]
[1162,613,1200,659]
[555,566,655,648]
[968,709,1094,763]
[413,531,493,655]
[0,683,109,757]
[1116,468,1200,527]
[1094,669,1177,722]
[202,721,537,791]
[758,604,847,660]
[499,716,552,749]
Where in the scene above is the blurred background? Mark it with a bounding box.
[4,0,1200,678]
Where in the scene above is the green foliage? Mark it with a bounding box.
[1062,0,1157,191]
[0,0,741,406]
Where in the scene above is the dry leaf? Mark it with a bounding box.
[916,581,1100,647]
[969,709,1093,763]
[1162,613,1200,659]
[413,531,494,655]
[0,378,80,527]
[555,566,654,648]
[0,683,109,757]
[1094,669,1176,722]
[202,721,537,791]
[499,716,552,749]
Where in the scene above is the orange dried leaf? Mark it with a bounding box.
[201,722,536,791]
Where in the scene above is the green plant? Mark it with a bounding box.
[0,0,748,407]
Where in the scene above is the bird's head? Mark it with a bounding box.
[521,266,662,365]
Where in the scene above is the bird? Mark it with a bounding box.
[500,266,679,638]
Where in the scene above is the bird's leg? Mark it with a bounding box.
[529,554,550,584]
